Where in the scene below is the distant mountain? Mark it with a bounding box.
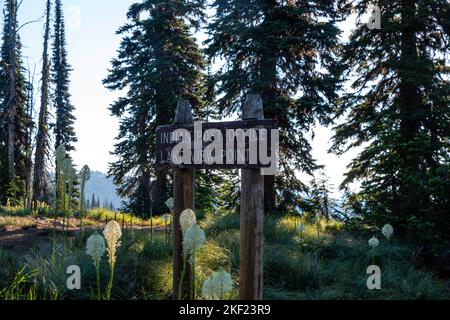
[85,171,125,210]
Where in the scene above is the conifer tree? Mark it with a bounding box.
[331,1,450,245]
[206,0,341,214]
[90,193,96,209]
[33,0,52,205]
[307,171,338,221]
[104,0,206,215]
[0,0,31,205]
[52,0,77,154]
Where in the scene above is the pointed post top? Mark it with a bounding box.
[243,94,264,120]
[173,99,194,124]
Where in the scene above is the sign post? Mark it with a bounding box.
[157,95,277,300]
[172,100,194,300]
[239,94,264,300]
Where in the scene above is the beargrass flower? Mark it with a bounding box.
[104,220,122,263]
[382,224,394,239]
[180,209,196,233]
[202,270,233,300]
[201,270,233,300]
[86,231,105,299]
[382,224,394,270]
[165,198,174,211]
[368,236,379,265]
[179,222,205,300]
[183,223,205,256]
[201,277,215,299]
[368,236,379,248]
[86,231,105,265]
[103,220,122,300]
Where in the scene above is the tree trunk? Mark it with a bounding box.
[6,0,18,201]
[259,0,278,215]
[397,0,421,218]
[33,0,52,206]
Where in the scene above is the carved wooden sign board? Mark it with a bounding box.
[156,119,276,169]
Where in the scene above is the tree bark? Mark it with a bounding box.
[33,0,52,206]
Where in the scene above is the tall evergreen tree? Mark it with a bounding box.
[52,0,77,210]
[52,0,76,153]
[307,171,338,221]
[0,0,30,205]
[90,193,96,209]
[104,0,206,216]
[33,0,52,206]
[206,0,341,214]
[331,1,450,246]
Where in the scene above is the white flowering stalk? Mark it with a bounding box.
[297,222,305,244]
[368,236,379,264]
[183,223,206,257]
[368,236,379,248]
[382,224,393,239]
[86,231,105,265]
[165,198,174,212]
[180,209,196,233]
[201,270,233,300]
[201,277,215,299]
[162,214,172,247]
[179,222,205,300]
[86,232,105,300]
[103,220,122,300]
[382,224,394,269]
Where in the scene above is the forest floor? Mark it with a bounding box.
[0,215,164,254]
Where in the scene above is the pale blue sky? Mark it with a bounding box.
[14,0,361,196]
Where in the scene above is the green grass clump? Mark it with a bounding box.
[86,208,166,228]
[0,206,32,217]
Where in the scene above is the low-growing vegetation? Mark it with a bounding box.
[0,208,448,300]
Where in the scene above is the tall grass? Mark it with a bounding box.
[0,211,448,300]
[86,208,166,228]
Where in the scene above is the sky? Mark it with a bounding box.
[13,0,363,197]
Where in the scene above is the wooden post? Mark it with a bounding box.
[240,94,264,300]
[172,100,195,300]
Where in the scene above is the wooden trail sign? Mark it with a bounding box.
[165,95,274,300]
[156,119,276,170]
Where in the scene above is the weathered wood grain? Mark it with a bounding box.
[172,100,195,300]
[240,94,264,300]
